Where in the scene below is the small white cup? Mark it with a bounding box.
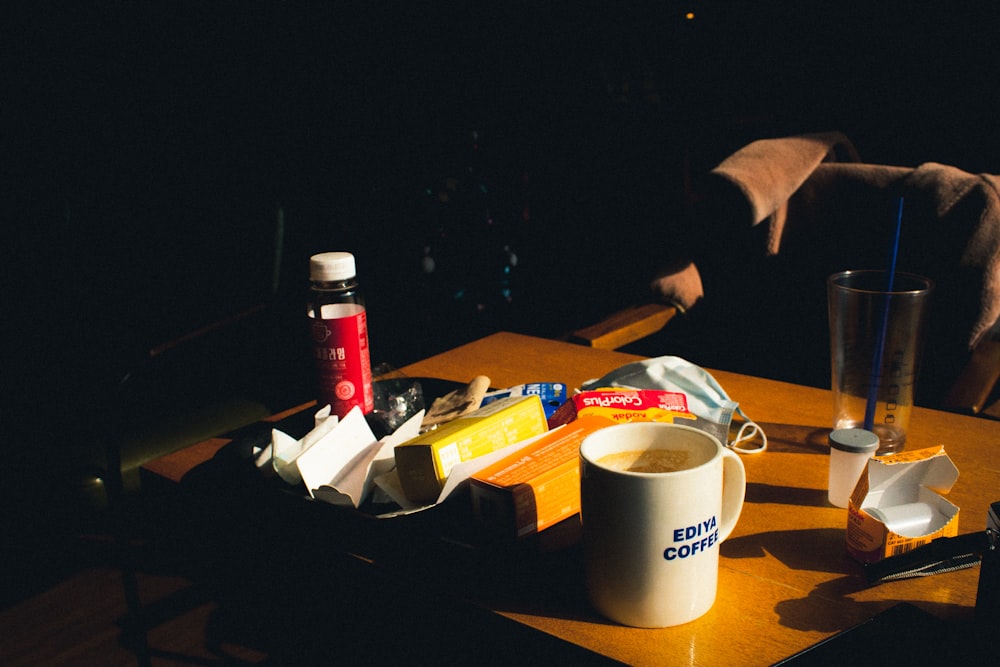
[580,422,746,628]
[827,428,879,508]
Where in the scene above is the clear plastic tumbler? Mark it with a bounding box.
[827,270,933,455]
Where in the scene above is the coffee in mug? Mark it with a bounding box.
[580,422,746,628]
[595,448,692,473]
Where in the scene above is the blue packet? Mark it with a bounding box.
[481,382,568,419]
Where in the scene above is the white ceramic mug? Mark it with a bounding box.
[580,422,746,628]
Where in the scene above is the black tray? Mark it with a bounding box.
[177,378,505,550]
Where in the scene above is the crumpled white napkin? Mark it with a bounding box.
[258,404,424,509]
[268,404,338,484]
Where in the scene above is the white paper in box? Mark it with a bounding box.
[846,445,960,563]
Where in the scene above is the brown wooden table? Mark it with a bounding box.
[142,331,1000,665]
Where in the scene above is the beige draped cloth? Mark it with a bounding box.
[652,131,1000,351]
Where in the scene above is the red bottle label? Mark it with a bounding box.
[310,304,373,418]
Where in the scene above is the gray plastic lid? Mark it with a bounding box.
[310,252,356,281]
[829,428,880,454]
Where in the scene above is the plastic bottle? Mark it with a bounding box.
[307,252,373,418]
[827,428,879,508]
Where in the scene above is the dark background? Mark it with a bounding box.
[5,1,1000,450]
[4,0,1000,619]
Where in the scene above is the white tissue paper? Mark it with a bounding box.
[261,404,425,510]
[269,404,339,484]
[257,402,549,516]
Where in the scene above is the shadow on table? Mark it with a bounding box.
[196,547,622,665]
[746,482,831,508]
[756,423,832,455]
[122,426,621,665]
[112,533,621,666]
[723,527,858,576]
[774,576,971,635]
[774,598,989,665]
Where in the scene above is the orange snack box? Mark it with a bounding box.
[469,415,614,538]
[846,445,960,563]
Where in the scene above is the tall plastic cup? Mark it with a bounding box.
[827,270,933,455]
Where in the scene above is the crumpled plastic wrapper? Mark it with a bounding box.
[421,375,490,428]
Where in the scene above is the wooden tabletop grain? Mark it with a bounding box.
[136,331,1000,666]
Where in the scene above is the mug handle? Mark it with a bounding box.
[717,448,747,542]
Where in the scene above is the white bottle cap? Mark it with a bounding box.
[829,428,880,454]
[310,252,356,281]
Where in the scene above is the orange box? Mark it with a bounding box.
[470,415,614,538]
[846,446,960,563]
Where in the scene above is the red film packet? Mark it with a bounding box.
[547,388,695,428]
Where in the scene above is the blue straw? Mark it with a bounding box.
[864,197,904,430]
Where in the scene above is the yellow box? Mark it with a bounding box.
[394,394,548,504]
[469,415,614,538]
[846,445,960,563]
